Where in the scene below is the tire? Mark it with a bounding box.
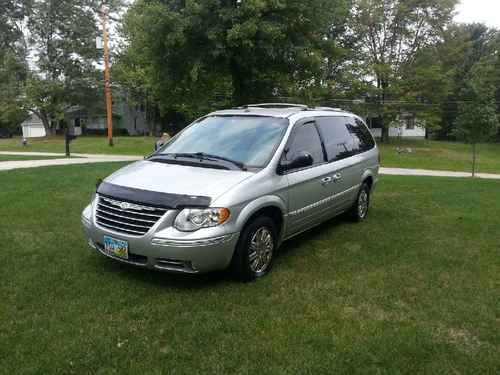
[231,216,277,281]
[349,183,370,222]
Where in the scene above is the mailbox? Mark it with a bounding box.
[65,126,81,157]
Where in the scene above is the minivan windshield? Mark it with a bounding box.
[157,116,288,168]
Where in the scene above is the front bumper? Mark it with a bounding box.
[82,210,239,274]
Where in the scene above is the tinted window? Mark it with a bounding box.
[346,117,376,153]
[159,116,288,167]
[286,122,324,167]
[316,117,353,161]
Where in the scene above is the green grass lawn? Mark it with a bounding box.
[378,139,500,174]
[2,136,500,174]
[0,155,73,162]
[1,163,498,374]
[0,136,155,156]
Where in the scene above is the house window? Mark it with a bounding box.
[406,117,415,130]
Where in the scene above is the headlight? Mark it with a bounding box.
[174,208,230,232]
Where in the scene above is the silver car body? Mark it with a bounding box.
[82,106,379,274]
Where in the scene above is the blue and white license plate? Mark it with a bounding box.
[103,235,129,260]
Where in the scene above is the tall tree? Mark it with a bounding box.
[351,0,457,142]
[454,58,499,176]
[24,0,121,133]
[434,23,499,139]
[118,0,350,122]
[0,1,30,131]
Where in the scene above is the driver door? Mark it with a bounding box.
[282,119,335,237]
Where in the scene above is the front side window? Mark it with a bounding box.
[158,116,288,168]
[285,122,325,167]
[316,117,354,161]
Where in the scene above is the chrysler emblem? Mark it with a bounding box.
[119,202,132,210]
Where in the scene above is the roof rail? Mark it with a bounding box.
[308,106,344,112]
[244,103,309,109]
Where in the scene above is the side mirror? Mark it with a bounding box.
[278,152,313,174]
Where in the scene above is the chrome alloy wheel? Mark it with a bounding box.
[358,189,369,219]
[249,227,274,274]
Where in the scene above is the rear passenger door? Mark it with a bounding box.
[315,117,362,212]
[282,120,335,236]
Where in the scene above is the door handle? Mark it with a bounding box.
[320,177,332,185]
[332,173,342,182]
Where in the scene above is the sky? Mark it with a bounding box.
[455,0,500,28]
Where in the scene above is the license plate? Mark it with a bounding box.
[103,236,129,260]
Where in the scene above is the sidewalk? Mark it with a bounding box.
[0,152,142,171]
[380,167,500,180]
[1,151,500,179]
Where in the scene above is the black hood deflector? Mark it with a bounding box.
[97,181,211,209]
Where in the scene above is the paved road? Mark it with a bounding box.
[0,152,142,171]
[1,151,500,180]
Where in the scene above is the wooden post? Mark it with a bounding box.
[101,4,113,147]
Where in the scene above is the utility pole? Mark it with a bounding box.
[100,3,113,146]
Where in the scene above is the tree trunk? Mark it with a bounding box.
[33,110,52,136]
[377,78,390,143]
[65,130,71,158]
[381,122,389,143]
[472,143,477,178]
[230,58,248,106]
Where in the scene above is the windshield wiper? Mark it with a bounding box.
[150,152,248,171]
[172,152,247,171]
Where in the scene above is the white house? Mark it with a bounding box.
[21,114,46,138]
[367,113,426,139]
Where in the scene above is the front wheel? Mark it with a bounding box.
[231,216,277,281]
[349,183,370,222]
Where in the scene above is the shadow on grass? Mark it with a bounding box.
[278,214,350,257]
[89,214,352,289]
[91,254,232,290]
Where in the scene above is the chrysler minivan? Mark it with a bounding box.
[82,104,379,280]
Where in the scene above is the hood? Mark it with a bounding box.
[104,160,254,201]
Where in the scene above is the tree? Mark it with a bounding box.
[0,1,30,131]
[118,0,350,122]
[454,61,499,177]
[24,0,121,134]
[351,0,457,142]
[431,24,499,139]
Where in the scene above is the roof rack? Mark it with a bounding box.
[234,103,346,114]
[308,106,344,112]
[243,103,309,109]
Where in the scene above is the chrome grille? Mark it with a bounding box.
[95,195,167,236]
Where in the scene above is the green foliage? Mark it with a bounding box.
[453,60,499,175]
[22,0,121,131]
[118,0,350,121]
[351,0,458,141]
[2,0,500,141]
[433,24,500,139]
[454,60,499,145]
[0,1,30,130]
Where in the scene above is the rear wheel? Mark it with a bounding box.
[231,216,276,281]
[349,183,370,222]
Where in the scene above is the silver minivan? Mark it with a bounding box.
[82,104,379,280]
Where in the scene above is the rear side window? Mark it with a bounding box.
[286,122,324,166]
[346,117,376,153]
[316,117,353,161]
